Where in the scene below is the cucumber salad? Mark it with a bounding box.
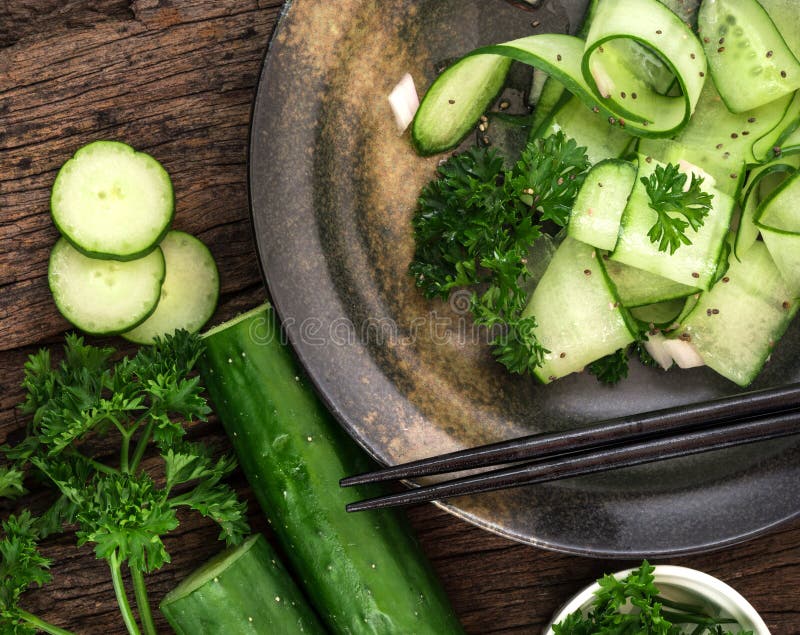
[405,0,800,387]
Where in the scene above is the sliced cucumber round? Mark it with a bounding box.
[51,140,174,260]
[48,238,165,335]
[123,231,219,344]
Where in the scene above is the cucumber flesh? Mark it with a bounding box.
[160,534,326,635]
[530,76,568,133]
[698,0,800,113]
[676,81,791,167]
[735,157,800,258]
[638,136,745,198]
[610,156,734,290]
[581,0,706,131]
[630,298,686,328]
[736,191,761,259]
[747,161,800,290]
[48,238,165,335]
[603,258,698,307]
[413,4,705,156]
[676,241,799,386]
[568,159,636,250]
[521,233,559,297]
[777,118,800,155]
[200,305,464,635]
[411,55,512,155]
[123,231,219,344]
[761,229,800,293]
[51,140,174,260]
[755,169,800,233]
[536,95,633,163]
[658,0,701,25]
[522,237,635,383]
[758,0,800,59]
[752,91,800,161]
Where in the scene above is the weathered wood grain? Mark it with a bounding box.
[1,1,800,634]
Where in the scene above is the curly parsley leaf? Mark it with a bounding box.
[409,146,530,301]
[642,163,714,254]
[74,472,178,573]
[409,133,589,375]
[635,340,661,369]
[0,467,25,500]
[587,348,630,385]
[164,443,248,544]
[552,560,754,635]
[0,512,52,633]
[488,316,548,375]
[510,132,591,227]
[6,331,249,632]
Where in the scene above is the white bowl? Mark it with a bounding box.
[544,565,770,634]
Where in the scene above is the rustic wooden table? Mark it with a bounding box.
[1,1,799,633]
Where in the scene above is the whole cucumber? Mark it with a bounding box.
[160,533,327,634]
[200,304,464,634]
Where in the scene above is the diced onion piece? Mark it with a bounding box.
[643,332,674,371]
[662,338,705,369]
[677,159,717,190]
[388,73,419,132]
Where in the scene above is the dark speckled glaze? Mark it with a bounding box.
[248,0,800,557]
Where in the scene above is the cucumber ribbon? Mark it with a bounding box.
[413,0,707,154]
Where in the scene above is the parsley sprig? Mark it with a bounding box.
[641,163,714,254]
[553,561,754,635]
[587,348,630,385]
[409,132,590,374]
[1,332,249,635]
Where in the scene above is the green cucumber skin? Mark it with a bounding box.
[411,56,512,156]
[200,305,464,635]
[160,534,326,635]
[52,215,172,263]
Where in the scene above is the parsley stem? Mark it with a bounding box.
[131,567,157,635]
[109,550,142,635]
[654,594,707,614]
[120,433,131,474]
[82,455,119,476]
[129,422,154,474]
[661,610,738,625]
[16,610,76,635]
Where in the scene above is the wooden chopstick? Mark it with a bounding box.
[341,382,800,488]
[345,408,800,512]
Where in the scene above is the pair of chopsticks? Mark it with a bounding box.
[341,383,800,512]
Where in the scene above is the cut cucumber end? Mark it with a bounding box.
[160,533,327,635]
[161,534,261,606]
[123,231,219,344]
[48,238,165,335]
[51,140,174,260]
[202,303,272,339]
[161,534,264,607]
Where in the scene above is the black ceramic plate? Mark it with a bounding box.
[249,0,800,557]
